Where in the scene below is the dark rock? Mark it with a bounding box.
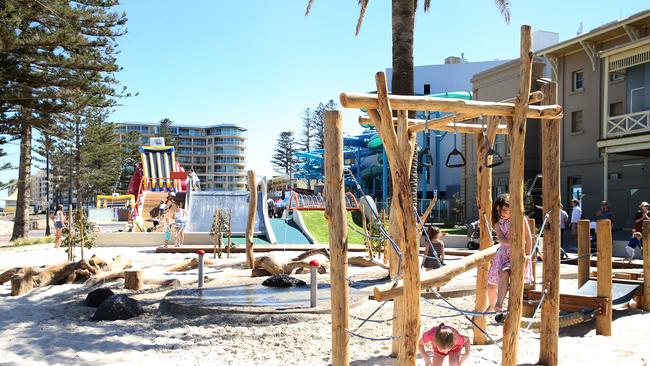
[92,294,143,321]
[84,288,115,308]
[262,274,307,288]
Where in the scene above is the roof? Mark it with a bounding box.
[536,9,650,56]
[471,57,546,83]
[116,121,247,131]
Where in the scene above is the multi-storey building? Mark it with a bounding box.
[115,122,248,191]
[464,10,650,229]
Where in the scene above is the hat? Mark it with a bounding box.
[571,198,579,204]
[640,201,650,208]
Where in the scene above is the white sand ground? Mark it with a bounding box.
[0,244,649,365]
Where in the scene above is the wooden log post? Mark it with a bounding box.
[596,219,613,336]
[245,170,257,269]
[124,269,143,290]
[371,71,420,364]
[539,80,561,366]
[67,205,73,262]
[502,25,533,366]
[324,110,350,366]
[227,207,232,259]
[526,217,537,290]
[643,220,650,311]
[577,219,591,288]
[472,116,497,345]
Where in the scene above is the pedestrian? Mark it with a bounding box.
[188,169,200,191]
[173,202,188,247]
[632,201,650,235]
[596,200,613,223]
[53,205,66,248]
[560,203,569,255]
[625,232,643,263]
[570,198,582,248]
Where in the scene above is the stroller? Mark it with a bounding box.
[466,220,481,250]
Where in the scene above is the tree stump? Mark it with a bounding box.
[124,270,143,290]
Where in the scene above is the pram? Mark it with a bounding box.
[466,220,480,250]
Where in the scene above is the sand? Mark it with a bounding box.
[0,244,649,365]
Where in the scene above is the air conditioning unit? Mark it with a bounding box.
[149,137,165,146]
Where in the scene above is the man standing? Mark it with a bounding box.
[570,198,582,248]
[560,203,569,251]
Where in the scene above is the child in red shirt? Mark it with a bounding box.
[418,323,471,366]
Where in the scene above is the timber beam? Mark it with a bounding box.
[340,93,562,120]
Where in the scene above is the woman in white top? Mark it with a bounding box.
[173,203,188,247]
[53,205,66,248]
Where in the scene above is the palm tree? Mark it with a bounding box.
[306,0,510,209]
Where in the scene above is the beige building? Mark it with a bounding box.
[464,10,650,229]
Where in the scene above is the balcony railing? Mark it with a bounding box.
[607,110,650,138]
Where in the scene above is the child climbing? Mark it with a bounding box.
[418,323,471,366]
[421,226,446,270]
[486,193,534,319]
[625,232,643,263]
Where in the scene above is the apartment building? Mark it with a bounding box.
[464,10,650,229]
[116,122,248,191]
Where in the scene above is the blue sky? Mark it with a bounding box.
[4,0,650,186]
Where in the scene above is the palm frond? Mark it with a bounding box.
[305,0,314,16]
[495,0,511,24]
[355,0,370,36]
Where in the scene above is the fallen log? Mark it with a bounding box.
[0,267,25,285]
[348,256,389,269]
[84,270,125,287]
[372,244,500,301]
[143,278,181,288]
[166,257,217,272]
[11,260,98,296]
[291,248,330,261]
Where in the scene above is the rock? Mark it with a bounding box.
[262,274,306,288]
[92,294,143,321]
[84,287,115,308]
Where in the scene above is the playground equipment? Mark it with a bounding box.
[326,26,566,366]
[524,219,650,331]
[95,194,135,209]
[287,191,359,211]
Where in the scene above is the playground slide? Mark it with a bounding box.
[185,191,269,238]
[269,212,312,244]
[136,191,178,231]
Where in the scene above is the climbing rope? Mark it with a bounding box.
[560,253,595,263]
[528,210,551,258]
[345,169,404,279]
[432,303,506,317]
[347,223,386,241]
[345,330,399,341]
[523,287,547,334]
[349,314,394,323]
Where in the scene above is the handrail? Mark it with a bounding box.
[607,109,650,137]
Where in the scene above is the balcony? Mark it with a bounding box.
[607,110,650,138]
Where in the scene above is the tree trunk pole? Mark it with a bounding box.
[577,220,591,288]
[45,134,51,237]
[473,116,496,345]
[245,170,257,269]
[643,220,650,310]
[67,205,73,262]
[539,81,561,366]
[227,207,232,259]
[11,123,32,241]
[596,219,612,336]
[324,110,349,366]
[502,25,533,366]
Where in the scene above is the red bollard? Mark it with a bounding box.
[309,260,319,307]
[197,250,205,288]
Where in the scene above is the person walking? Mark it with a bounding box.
[570,198,582,248]
[632,201,650,235]
[53,205,66,248]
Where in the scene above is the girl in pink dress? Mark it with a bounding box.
[418,323,471,366]
[486,193,533,316]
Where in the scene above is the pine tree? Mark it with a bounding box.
[312,99,338,150]
[271,131,299,174]
[159,118,176,147]
[79,113,124,198]
[298,108,314,152]
[0,1,129,240]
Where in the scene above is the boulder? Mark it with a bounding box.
[92,294,143,321]
[84,288,115,308]
[262,274,306,288]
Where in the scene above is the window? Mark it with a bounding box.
[609,102,624,117]
[571,110,583,133]
[630,87,646,113]
[609,70,625,82]
[572,70,584,91]
[423,84,431,95]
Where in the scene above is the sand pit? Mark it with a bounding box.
[1,244,649,365]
